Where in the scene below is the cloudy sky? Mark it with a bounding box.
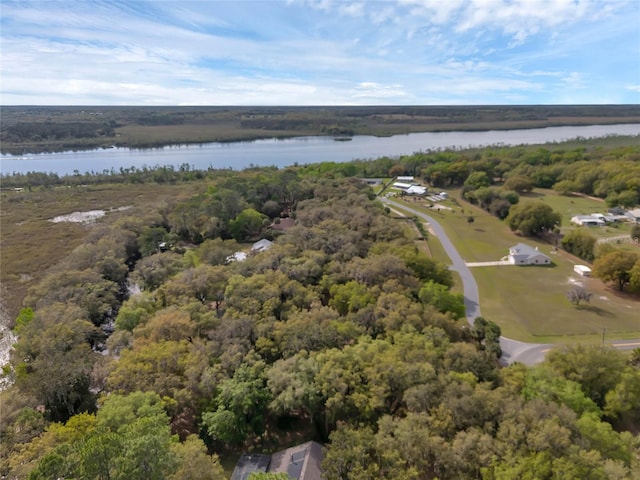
[1,0,639,105]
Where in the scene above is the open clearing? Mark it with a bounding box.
[0,182,207,320]
[395,189,640,343]
[530,188,638,238]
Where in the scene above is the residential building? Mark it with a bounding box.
[508,243,552,265]
[231,441,323,480]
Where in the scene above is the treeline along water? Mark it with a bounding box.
[2,124,639,176]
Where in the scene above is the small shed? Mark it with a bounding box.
[574,265,592,277]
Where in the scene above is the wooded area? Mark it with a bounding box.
[1,139,640,479]
[2,104,639,154]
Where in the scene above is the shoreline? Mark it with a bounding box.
[3,118,640,156]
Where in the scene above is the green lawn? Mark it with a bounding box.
[394,190,640,343]
[529,188,638,240]
[472,262,640,342]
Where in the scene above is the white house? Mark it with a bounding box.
[396,176,414,182]
[508,243,552,265]
[571,215,605,227]
[574,265,592,277]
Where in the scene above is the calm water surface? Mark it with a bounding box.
[2,124,639,176]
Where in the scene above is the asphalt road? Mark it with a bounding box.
[382,197,553,365]
[382,197,640,364]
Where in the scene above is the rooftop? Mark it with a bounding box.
[509,243,547,258]
[231,441,323,480]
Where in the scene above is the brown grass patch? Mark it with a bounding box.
[1,182,208,320]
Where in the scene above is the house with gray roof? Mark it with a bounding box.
[508,243,551,265]
[251,238,274,252]
[231,441,323,480]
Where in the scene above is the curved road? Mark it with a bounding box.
[382,197,555,365]
[382,198,640,363]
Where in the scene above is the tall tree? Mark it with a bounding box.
[506,201,561,237]
[592,250,639,291]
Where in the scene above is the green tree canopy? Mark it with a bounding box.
[506,201,561,236]
[592,249,639,291]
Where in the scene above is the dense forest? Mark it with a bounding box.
[1,140,640,479]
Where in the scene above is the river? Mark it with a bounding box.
[1,123,639,176]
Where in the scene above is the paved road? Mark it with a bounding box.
[382,197,552,365]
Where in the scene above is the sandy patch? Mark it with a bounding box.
[567,277,584,287]
[51,210,106,224]
[49,206,131,225]
[0,284,17,390]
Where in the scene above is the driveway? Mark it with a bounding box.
[381,197,551,365]
[466,260,512,267]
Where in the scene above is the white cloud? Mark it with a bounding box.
[1,0,638,105]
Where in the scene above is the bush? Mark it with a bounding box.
[562,229,597,261]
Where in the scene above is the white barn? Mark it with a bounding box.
[571,215,605,227]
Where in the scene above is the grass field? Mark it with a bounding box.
[395,190,640,343]
[0,182,208,320]
[528,189,637,239]
[472,260,640,342]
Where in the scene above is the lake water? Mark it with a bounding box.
[2,123,638,176]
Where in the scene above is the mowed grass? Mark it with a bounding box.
[395,189,640,343]
[473,260,640,342]
[528,188,639,239]
[402,193,539,262]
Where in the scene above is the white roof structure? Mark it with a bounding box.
[396,176,414,182]
[252,239,274,252]
[574,265,592,276]
[406,185,427,195]
[227,251,248,263]
[571,215,605,226]
[392,182,413,190]
[508,243,551,265]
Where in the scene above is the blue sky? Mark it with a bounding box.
[1,0,639,105]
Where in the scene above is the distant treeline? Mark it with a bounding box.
[2,104,639,154]
[2,121,116,142]
[3,140,639,207]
